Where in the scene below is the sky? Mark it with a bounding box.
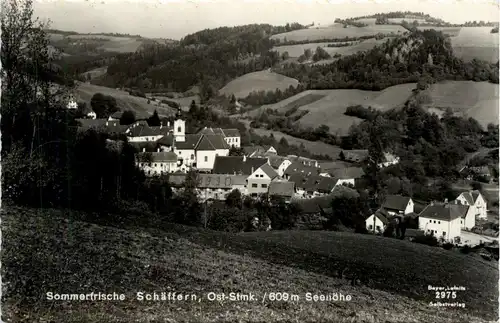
[34,0,500,39]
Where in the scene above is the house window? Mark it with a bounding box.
[177,126,181,132]
[438,221,440,224]
[204,156,208,162]
[442,231,446,236]
[376,226,381,231]
[368,225,373,230]
[191,154,194,160]
[251,193,257,197]
[252,183,258,188]
[261,184,268,188]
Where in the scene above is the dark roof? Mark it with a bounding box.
[198,127,240,138]
[382,195,412,211]
[127,125,170,137]
[196,134,229,150]
[471,190,484,203]
[110,111,123,119]
[174,134,203,150]
[137,151,177,162]
[242,145,264,156]
[305,176,338,193]
[129,141,158,152]
[287,155,318,166]
[212,156,268,175]
[157,134,174,146]
[258,163,279,179]
[371,208,389,225]
[167,173,187,187]
[419,203,469,221]
[284,162,320,177]
[288,174,308,189]
[341,149,369,162]
[269,181,295,197]
[330,167,365,179]
[76,118,108,128]
[267,155,288,169]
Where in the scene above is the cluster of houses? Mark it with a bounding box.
[366,191,490,244]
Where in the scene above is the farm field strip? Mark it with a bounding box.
[270,25,408,42]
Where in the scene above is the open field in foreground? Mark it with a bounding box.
[271,37,391,58]
[270,24,408,42]
[451,27,499,63]
[2,207,497,322]
[424,81,499,128]
[219,70,299,99]
[75,82,177,117]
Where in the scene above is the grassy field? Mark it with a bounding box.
[2,206,497,322]
[416,26,462,37]
[80,66,108,81]
[270,25,408,42]
[65,34,147,53]
[75,82,177,117]
[238,119,343,159]
[423,81,499,128]
[451,27,499,63]
[219,70,299,99]
[271,37,391,58]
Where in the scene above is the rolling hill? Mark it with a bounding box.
[74,82,177,118]
[240,80,497,136]
[270,24,408,43]
[3,206,497,322]
[219,70,299,99]
[450,27,500,63]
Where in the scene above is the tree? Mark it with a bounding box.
[120,110,136,125]
[226,189,242,208]
[148,110,161,126]
[91,93,118,118]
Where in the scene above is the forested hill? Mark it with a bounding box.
[97,24,304,97]
[96,26,498,99]
[275,29,499,90]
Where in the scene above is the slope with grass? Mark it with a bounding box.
[52,33,152,53]
[271,37,391,58]
[219,70,299,99]
[2,207,497,322]
[75,82,177,117]
[450,27,499,63]
[270,24,408,43]
[423,81,499,128]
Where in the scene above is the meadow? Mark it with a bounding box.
[416,26,462,37]
[75,82,177,118]
[80,66,108,80]
[238,119,343,159]
[450,27,499,63]
[48,32,152,54]
[2,206,497,322]
[423,81,499,128]
[269,24,408,42]
[219,70,299,99]
[271,37,391,58]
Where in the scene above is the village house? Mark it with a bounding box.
[136,151,178,176]
[242,145,277,157]
[195,135,230,171]
[66,95,78,110]
[268,180,296,203]
[267,155,292,177]
[381,195,414,216]
[378,152,400,168]
[108,111,123,121]
[195,174,247,200]
[365,208,389,234]
[212,155,268,175]
[340,149,369,163]
[418,202,465,242]
[287,155,319,168]
[283,162,321,180]
[246,163,279,197]
[454,190,488,219]
[197,127,241,148]
[288,174,352,199]
[127,124,171,142]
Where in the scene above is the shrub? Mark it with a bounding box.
[442,242,454,250]
[413,234,439,247]
[460,245,472,254]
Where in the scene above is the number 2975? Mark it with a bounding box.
[435,291,457,299]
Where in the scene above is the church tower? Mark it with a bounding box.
[173,111,185,142]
